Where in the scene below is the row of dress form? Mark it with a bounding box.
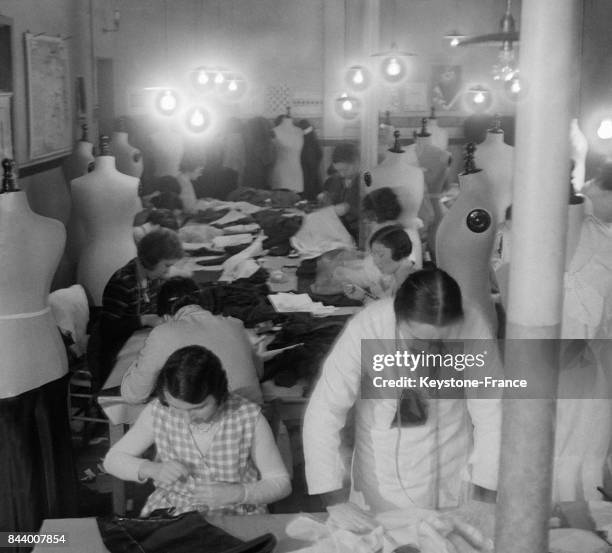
[0,159,77,533]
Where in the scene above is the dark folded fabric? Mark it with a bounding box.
[195,255,229,266]
[189,208,230,224]
[97,510,277,553]
[186,246,226,257]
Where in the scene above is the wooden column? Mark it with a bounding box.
[496,2,582,553]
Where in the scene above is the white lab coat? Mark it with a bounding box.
[303,298,501,512]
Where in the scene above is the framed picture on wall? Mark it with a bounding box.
[430,65,463,113]
[0,93,13,160]
[24,32,72,162]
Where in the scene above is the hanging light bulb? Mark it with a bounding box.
[450,37,460,47]
[185,106,210,133]
[228,79,238,92]
[597,118,612,140]
[345,65,372,92]
[378,53,409,84]
[386,58,401,76]
[218,73,247,102]
[156,89,179,115]
[214,70,225,85]
[504,72,527,102]
[334,93,361,120]
[191,66,215,93]
[463,85,493,113]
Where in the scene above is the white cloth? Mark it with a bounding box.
[176,173,198,213]
[48,284,89,357]
[121,305,262,404]
[303,298,501,512]
[291,206,355,258]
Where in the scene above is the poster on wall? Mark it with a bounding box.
[430,65,462,113]
[24,33,72,162]
[0,93,13,160]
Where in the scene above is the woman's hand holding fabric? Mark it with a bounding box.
[195,482,245,509]
[343,283,367,301]
[139,460,189,485]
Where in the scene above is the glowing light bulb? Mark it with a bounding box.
[473,91,486,104]
[190,109,205,128]
[352,69,364,84]
[597,119,612,140]
[197,70,209,85]
[342,99,353,111]
[386,58,401,77]
[450,37,460,47]
[159,90,177,112]
[510,79,521,94]
[214,71,225,85]
[228,79,238,92]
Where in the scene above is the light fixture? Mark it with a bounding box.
[504,71,527,102]
[463,85,494,113]
[334,93,361,120]
[185,106,211,133]
[191,66,215,93]
[345,65,372,92]
[444,30,466,48]
[156,89,179,115]
[372,43,415,84]
[218,73,248,101]
[598,118,612,140]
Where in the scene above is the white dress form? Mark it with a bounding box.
[367,134,425,267]
[0,186,68,398]
[436,150,498,334]
[71,150,140,305]
[427,110,449,151]
[63,141,94,182]
[112,130,144,179]
[150,127,185,177]
[270,116,304,192]
[474,128,515,224]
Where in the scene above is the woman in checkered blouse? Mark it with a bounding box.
[104,345,291,516]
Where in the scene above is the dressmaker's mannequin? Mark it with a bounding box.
[0,159,76,532]
[427,106,449,151]
[150,125,184,177]
[474,117,515,223]
[270,109,304,192]
[367,131,425,266]
[63,123,95,182]
[71,136,140,305]
[377,110,395,163]
[112,117,143,179]
[436,144,498,334]
[415,118,451,258]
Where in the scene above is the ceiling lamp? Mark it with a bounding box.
[335,93,361,120]
[372,43,415,84]
[345,65,372,92]
[454,0,520,81]
[597,118,612,140]
[155,89,179,115]
[191,66,215,93]
[185,106,211,133]
[219,73,248,101]
[444,30,467,48]
[463,85,494,113]
[504,71,527,102]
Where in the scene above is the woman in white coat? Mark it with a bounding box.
[303,268,501,515]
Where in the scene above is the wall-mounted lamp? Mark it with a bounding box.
[444,30,466,48]
[102,9,120,33]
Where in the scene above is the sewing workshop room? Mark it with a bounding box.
[1,0,612,551]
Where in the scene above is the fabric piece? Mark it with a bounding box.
[143,395,264,516]
[179,224,223,244]
[48,284,90,357]
[320,174,360,239]
[97,510,277,553]
[309,249,365,296]
[291,207,355,259]
[251,210,303,256]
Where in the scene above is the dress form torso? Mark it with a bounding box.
[71,156,140,305]
[0,190,68,397]
[112,131,144,179]
[270,117,304,192]
[63,140,94,182]
[427,118,449,151]
[436,169,498,334]
[473,131,514,223]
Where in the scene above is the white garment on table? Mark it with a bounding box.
[48,284,89,357]
[176,173,198,213]
[303,298,501,512]
[291,206,355,258]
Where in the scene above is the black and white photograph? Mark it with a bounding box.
[1,1,612,552]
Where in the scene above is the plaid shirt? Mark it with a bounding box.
[141,394,265,516]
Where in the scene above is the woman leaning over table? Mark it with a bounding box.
[104,345,291,516]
